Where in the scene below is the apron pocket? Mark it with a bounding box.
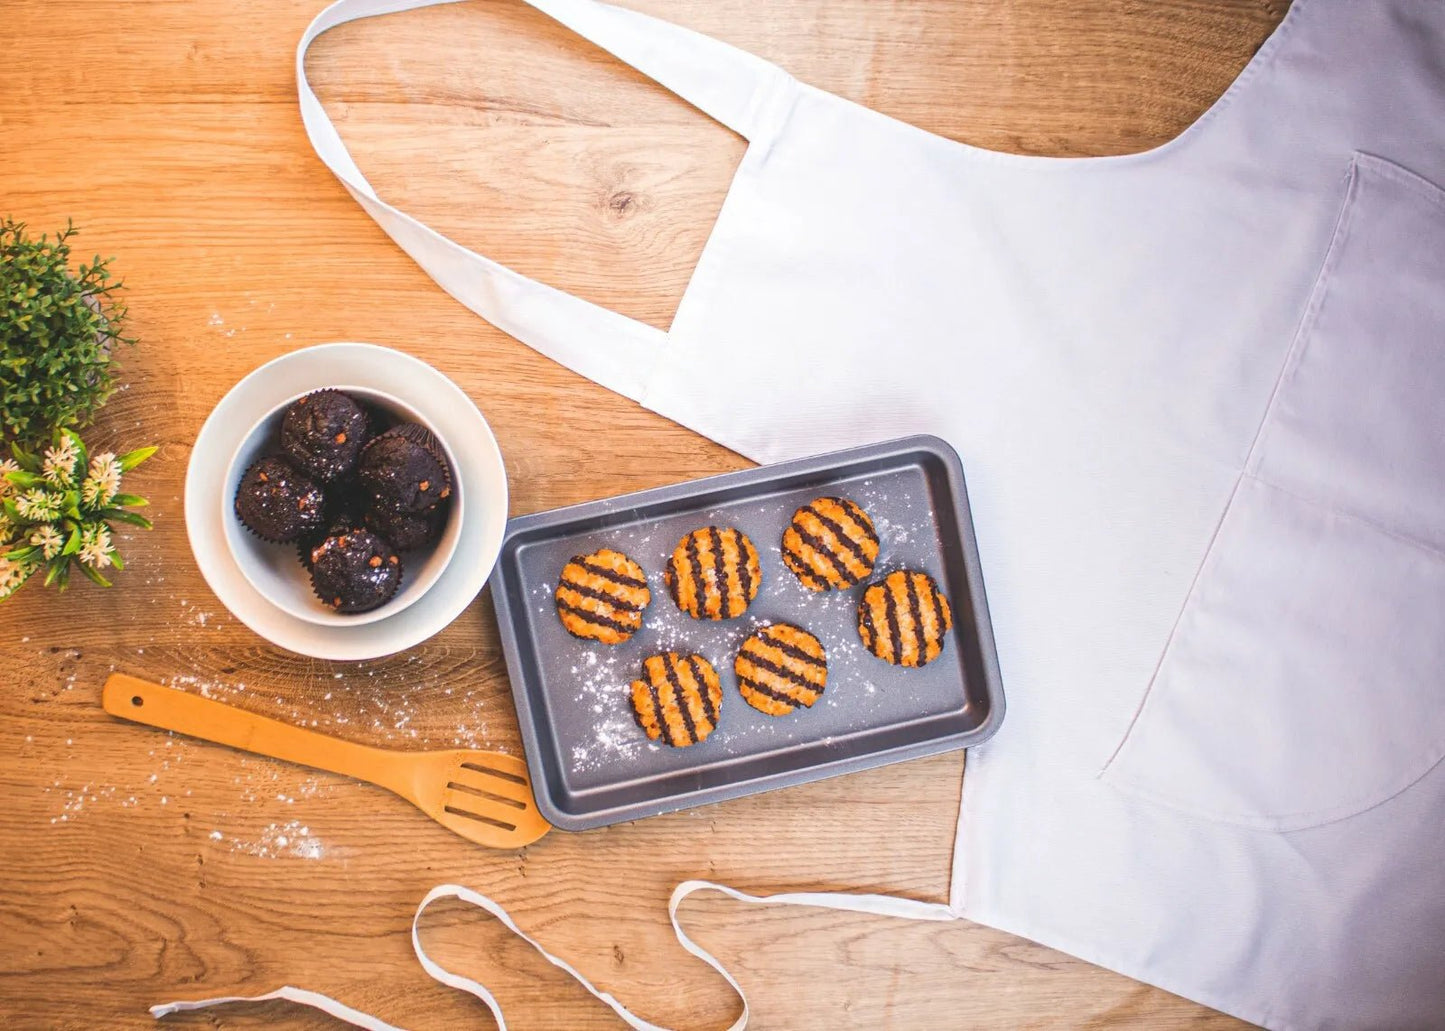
[1101,153,1445,831]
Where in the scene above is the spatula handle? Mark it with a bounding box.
[103,673,404,794]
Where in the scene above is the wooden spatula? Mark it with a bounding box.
[102,673,550,849]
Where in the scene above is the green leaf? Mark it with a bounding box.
[2,500,23,524]
[110,493,149,508]
[10,443,41,474]
[107,550,124,571]
[100,509,152,530]
[3,545,40,563]
[61,526,81,557]
[118,446,158,472]
[3,470,45,489]
[55,561,71,591]
[78,562,111,588]
[42,557,65,587]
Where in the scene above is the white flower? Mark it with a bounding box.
[0,552,33,599]
[30,524,65,560]
[15,488,62,522]
[81,453,122,507]
[78,523,114,569]
[43,436,80,487]
[0,458,19,499]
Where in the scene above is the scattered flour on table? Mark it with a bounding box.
[36,646,501,842]
[222,819,326,860]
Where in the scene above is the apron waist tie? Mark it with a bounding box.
[150,880,959,1030]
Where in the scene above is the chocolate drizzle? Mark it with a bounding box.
[806,501,872,570]
[558,576,642,612]
[762,629,828,669]
[689,655,718,726]
[707,526,727,617]
[883,581,904,664]
[664,653,699,745]
[579,556,647,590]
[737,675,801,707]
[556,598,634,635]
[733,530,754,605]
[646,677,672,746]
[904,570,924,655]
[738,647,814,692]
[684,533,707,614]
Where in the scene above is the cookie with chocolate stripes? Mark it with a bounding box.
[664,526,760,620]
[629,652,723,747]
[857,570,953,667]
[554,548,651,645]
[735,623,827,716]
[781,496,879,591]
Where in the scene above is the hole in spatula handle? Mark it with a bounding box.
[131,696,144,707]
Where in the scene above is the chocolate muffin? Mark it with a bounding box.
[234,455,326,543]
[554,548,650,644]
[358,424,451,514]
[857,570,953,667]
[308,528,402,614]
[734,623,828,716]
[781,496,880,591]
[298,504,369,571]
[280,389,369,482]
[629,652,723,747]
[364,501,448,553]
[664,526,760,620]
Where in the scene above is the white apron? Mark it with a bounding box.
[160,1,1445,1027]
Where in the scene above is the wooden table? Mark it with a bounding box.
[2,2,1282,1026]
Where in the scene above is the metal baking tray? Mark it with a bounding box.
[490,435,1005,831]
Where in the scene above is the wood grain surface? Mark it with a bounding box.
[1,1,1284,1027]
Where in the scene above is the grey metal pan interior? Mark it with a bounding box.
[489,435,1005,831]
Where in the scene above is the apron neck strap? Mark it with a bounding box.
[297,0,791,401]
[529,0,789,140]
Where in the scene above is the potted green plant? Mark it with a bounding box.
[1,217,135,444]
[1,218,156,598]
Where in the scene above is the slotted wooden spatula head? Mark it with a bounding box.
[403,749,551,848]
[103,673,550,849]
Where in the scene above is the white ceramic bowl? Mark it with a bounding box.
[223,386,464,626]
[186,343,508,660]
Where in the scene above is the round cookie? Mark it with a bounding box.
[554,548,651,645]
[358,424,452,514]
[734,623,827,716]
[857,570,953,667]
[781,496,879,591]
[234,455,325,543]
[309,528,402,614]
[664,526,760,620]
[629,652,723,747]
[280,389,370,482]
